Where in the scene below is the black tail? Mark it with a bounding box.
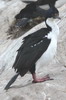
[4,73,19,90]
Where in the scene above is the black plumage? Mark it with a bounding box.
[5,27,51,90]
[23,0,58,7]
[15,2,37,19]
[37,0,58,7]
[15,0,58,27]
[13,28,51,76]
[15,2,46,27]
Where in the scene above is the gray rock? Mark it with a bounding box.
[0,0,66,100]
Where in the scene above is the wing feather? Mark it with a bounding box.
[13,28,51,76]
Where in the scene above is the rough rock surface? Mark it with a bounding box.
[0,0,66,100]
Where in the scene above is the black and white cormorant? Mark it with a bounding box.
[15,2,46,27]
[15,0,58,27]
[5,7,60,90]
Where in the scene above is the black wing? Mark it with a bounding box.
[15,2,37,27]
[37,0,58,6]
[22,0,58,6]
[13,28,51,76]
[15,2,47,27]
[15,2,37,20]
[15,7,46,27]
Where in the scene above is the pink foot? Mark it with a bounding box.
[32,74,53,83]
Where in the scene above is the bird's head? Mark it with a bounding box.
[45,7,61,20]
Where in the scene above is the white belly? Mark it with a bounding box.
[36,38,57,71]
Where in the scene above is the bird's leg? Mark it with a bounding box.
[32,73,53,83]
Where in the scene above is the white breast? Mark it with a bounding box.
[35,18,59,71]
[36,37,57,71]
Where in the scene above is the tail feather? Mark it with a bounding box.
[4,73,19,90]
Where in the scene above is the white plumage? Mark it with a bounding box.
[36,18,59,71]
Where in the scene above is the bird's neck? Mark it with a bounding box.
[46,18,59,38]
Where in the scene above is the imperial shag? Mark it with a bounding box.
[5,7,60,90]
[15,0,58,27]
[15,2,46,27]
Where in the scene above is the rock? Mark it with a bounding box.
[0,0,66,100]
[0,0,26,54]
